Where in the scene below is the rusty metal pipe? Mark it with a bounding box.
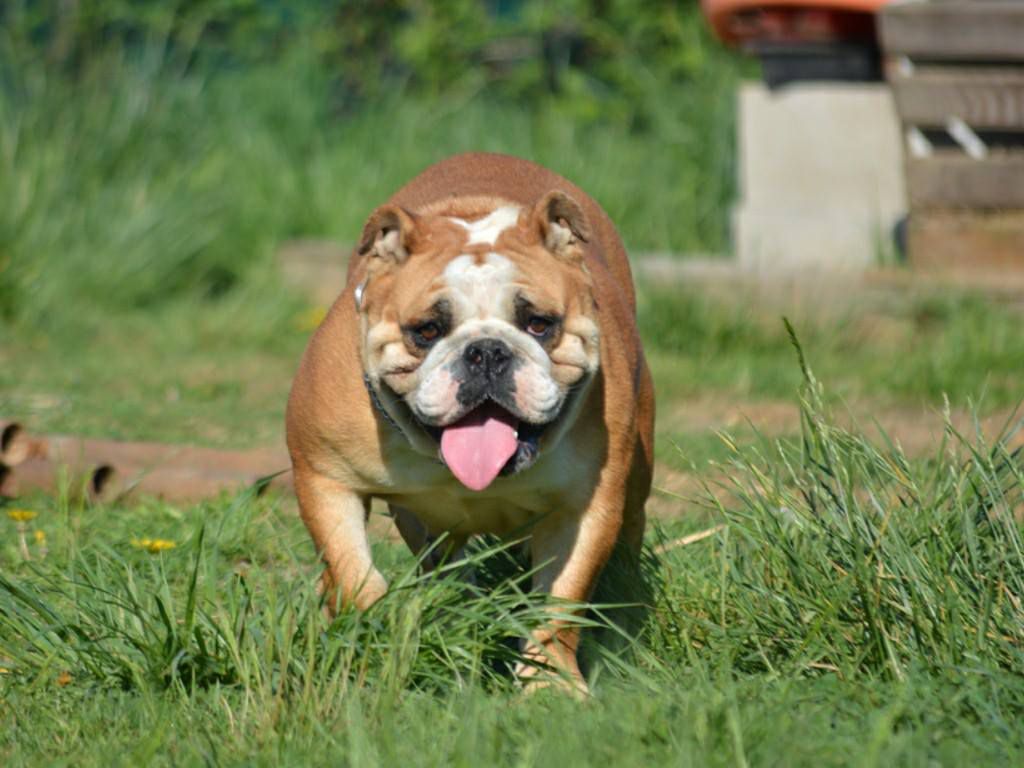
[114,464,292,502]
[43,436,288,476]
[2,434,292,503]
[3,457,122,504]
[0,420,31,467]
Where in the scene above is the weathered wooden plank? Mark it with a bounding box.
[908,210,1024,270]
[880,2,1024,61]
[891,70,1024,130]
[907,154,1024,209]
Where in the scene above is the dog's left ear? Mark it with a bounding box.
[530,191,590,262]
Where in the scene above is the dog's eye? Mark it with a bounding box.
[526,316,552,337]
[414,322,442,344]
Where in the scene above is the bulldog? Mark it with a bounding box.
[286,152,654,690]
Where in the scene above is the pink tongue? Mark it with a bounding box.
[440,402,519,491]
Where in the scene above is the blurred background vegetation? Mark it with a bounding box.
[4,1,1023,454]
[0,0,746,326]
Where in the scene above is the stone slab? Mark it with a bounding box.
[734,81,907,271]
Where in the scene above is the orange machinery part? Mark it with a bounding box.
[701,0,891,46]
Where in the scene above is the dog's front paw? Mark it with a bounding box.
[319,567,389,617]
[514,645,589,698]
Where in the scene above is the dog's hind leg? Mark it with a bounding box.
[391,505,468,573]
[514,503,625,696]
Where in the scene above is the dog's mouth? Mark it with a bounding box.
[421,401,549,492]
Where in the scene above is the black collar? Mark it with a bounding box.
[363,374,403,432]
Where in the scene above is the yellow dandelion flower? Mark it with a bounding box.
[56,670,72,686]
[292,305,327,332]
[6,508,38,523]
[34,530,46,544]
[131,537,176,553]
[0,667,10,675]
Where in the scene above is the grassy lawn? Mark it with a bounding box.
[3,381,1022,765]
[3,44,1024,768]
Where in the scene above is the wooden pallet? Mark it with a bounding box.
[879,1,1024,269]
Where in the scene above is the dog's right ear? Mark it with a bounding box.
[357,204,419,265]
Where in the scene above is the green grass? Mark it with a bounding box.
[641,285,1024,407]
[3,373,1023,765]
[0,289,306,447]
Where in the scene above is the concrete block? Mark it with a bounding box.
[734,81,907,271]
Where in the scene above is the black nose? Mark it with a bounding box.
[463,339,513,378]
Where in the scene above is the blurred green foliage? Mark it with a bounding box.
[1,0,731,127]
[0,0,748,325]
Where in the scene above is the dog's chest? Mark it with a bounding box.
[377,443,596,536]
[383,488,548,537]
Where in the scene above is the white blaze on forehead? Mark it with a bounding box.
[443,252,517,320]
[448,206,521,246]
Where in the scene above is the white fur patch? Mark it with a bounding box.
[442,253,518,320]
[412,366,459,422]
[448,206,520,246]
[513,366,561,422]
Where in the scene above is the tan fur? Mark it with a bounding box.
[286,152,654,692]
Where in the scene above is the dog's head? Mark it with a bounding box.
[355,192,600,491]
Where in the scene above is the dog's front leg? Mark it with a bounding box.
[293,468,387,615]
[517,503,622,695]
